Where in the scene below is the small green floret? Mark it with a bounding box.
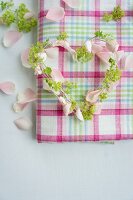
[29,41,49,69]
[0,0,14,11]
[70,100,77,112]
[57,32,68,40]
[80,101,96,120]
[103,5,125,22]
[95,31,114,41]
[1,9,15,26]
[64,81,78,94]
[45,79,62,92]
[99,93,108,102]
[112,5,125,21]
[43,67,52,75]
[75,45,93,63]
[15,3,37,32]
[103,13,113,22]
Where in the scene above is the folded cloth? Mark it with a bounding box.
[36,0,133,142]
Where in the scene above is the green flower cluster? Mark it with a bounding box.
[63,81,78,94]
[28,40,51,69]
[99,58,121,102]
[56,32,68,41]
[75,45,93,63]
[0,1,37,32]
[103,5,125,22]
[80,101,96,120]
[0,0,14,11]
[95,31,114,41]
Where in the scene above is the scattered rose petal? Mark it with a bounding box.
[46,7,65,22]
[63,0,81,8]
[24,12,34,19]
[14,117,33,131]
[75,107,84,121]
[86,89,101,104]
[96,51,113,66]
[0,81,15,95]
[51,68,64,82]
[3,31,22,47]
[13,102,28,113]
[21,48,31,68]
[85,40,92,52]
[53,40,75,55]
[45,47,58,59]
[106,40,119,52]
[13,88,37,112]
[115,50,124,62]
[92,44,103,54]
[58,96,67,105]
[63,102,72,116]
[94,103,102,114]
[43,79,52,91]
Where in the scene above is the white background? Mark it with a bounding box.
[0,1,133,200]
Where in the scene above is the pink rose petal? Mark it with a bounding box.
[46,7,65,22]
[21,48,31,68]
[92,44,103,54]
[115,50,124,62]
[53,40,75,55]
[107,81,119,92]
[51,68,64,82]
[106,40,119,52]
[75,107,84,121]
[14,117,33,131]
[3,31,22,47]
[13,88,37,112]
[86,89,101,104]
[85,40,92,53]
[0,81,15,95]
[63,102,72,116]
[96,51,113,66]
[45,47,58,59]
[63,0,81,8]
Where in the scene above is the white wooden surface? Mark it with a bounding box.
[0,1,133,200]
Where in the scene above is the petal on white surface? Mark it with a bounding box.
[51,68,64,82]
[85,40,92,52]
[86,89,101,103]
[63,102,72,116]
[63,0,81,8]
[0,81,15,95]
[46,7,65,22]
[21,48,31,68]
[3,31,22,47]
[75,107,84,121]
[24,12,34,19]
[14,117,33,131]
[13,102,28,113]
[17,88,37,104]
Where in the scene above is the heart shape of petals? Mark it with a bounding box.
[3,31,23,47]
[14,117,33,131]
[0,81,15,95]
[46,7,65,22]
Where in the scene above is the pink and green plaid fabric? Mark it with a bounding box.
[36,0,133,142]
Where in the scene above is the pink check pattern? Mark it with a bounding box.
[36,0,133,142]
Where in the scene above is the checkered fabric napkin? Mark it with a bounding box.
[36,0,133,142]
